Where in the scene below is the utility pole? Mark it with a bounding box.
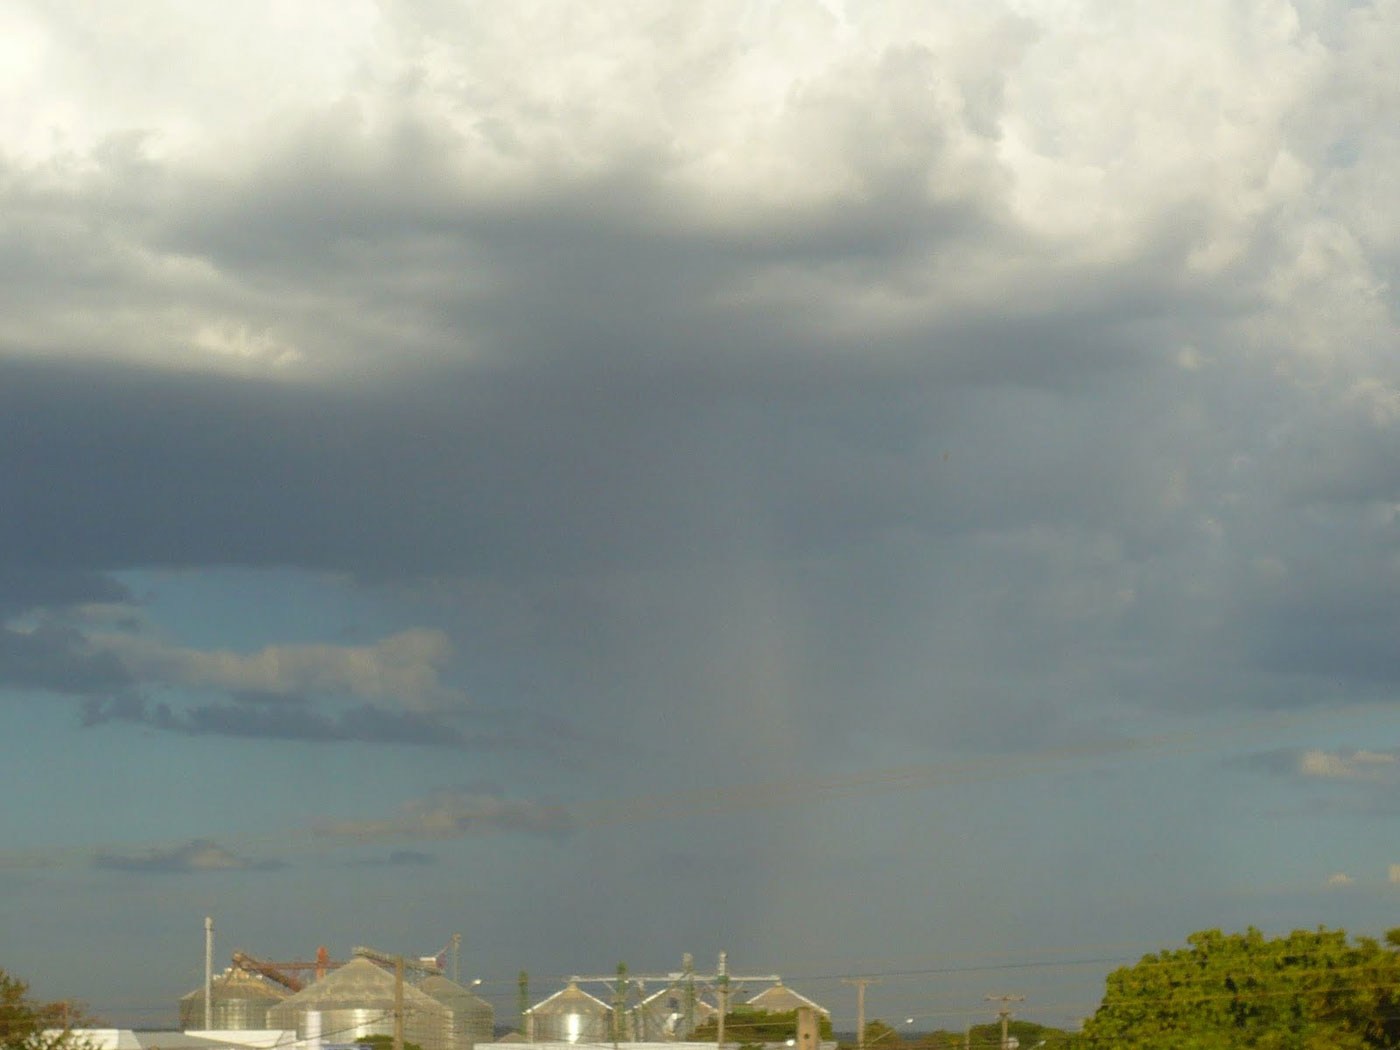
[519,971,530,1037]
[716,952,729,1049]
[394,956,405,1050]
[203,916,214,1031]
[451,933,462,984]
[842,977,880,1050]
[984,995,1024,1050]
[613,962,629,1048]
[682,953,696,1038]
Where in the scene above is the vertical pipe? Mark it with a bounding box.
[394,956,406,1050]
[204,916,214,1031]
[716,952,728,1049]
[682,954,695,1039]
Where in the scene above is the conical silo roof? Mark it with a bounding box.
[527,982,610,1016]
[266,958,451,1050]
[419,975,493,1048]
[180,968,290,1029]
[271,957,444,1012]
[745,983,827,1016]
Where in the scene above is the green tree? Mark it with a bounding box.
[1077,927,1400,1050]
[0,969,90,1050]
[692,1008,834,1044]
[862,1020,902,1048]
[899,1020,1073,1050]
[359,1035,424,1050]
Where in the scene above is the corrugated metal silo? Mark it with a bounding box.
[634,986,717,1041]
[418,976,494,1050]
[745,983,828,1017]
[180,968,290,1030]
[525,983,612,1044]
[266,957,450,1050]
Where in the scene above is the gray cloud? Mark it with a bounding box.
[93,838,286,874]
[79,693,475,748]
[5,2,1400,1027]
[0,621,133,696]
[315,789,573,841]
[0,567,131,618]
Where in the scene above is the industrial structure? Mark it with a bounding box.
[744,983,830,1018]
[514,955,828,1045]
[179,969,290,1031]
[421,975,495,1048]
[523,982,613,1043]
[265,957,451,1050]
[180,922,825,1049]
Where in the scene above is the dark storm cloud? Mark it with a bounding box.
[93,838,286,874]
[0,621,133,696]
[0,102,1248,584]
[0,567,131,617]
[0,39,1396,752]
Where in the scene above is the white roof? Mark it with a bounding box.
[55,1032,294,1050]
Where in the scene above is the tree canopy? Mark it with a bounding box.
[1077,926,1400,1050]
[692,1008,835,1045]
[0,969,88,1050]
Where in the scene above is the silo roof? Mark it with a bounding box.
[745,984,827,1016]
[526,982,611,1014]
[419,976,492,1011]
[182,970,290,1003]
[273,957,447,1013]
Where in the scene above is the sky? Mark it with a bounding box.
[2,0,1400,1035]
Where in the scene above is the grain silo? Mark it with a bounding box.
[418,976,494,1050]
[266,956,450,1050]
[745,983,828,1017]
[524,982,612,1044]
[180,968,290,1030]
[634,985,717,1041]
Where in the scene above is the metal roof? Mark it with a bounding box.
[744,984,828,1016]
[269,957,448,1013]
[419,976,493,1013]
[53,1032,289,1050]
[181,971,290,1003]
[525,982,611,1015]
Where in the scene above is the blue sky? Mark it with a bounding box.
[3,0,1400,1035]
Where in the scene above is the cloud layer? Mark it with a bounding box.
[3,0,1400,1026]
[93,838,284,874]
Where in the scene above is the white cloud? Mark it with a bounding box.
[91,627,459,709]
[316,789,570,841]
[1298,748,1399,782]
[1,0,1393,391]
[193,320,303,369]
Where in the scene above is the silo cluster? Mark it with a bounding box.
[182,955,494,1050]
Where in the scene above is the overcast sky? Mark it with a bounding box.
[3,0,1400,1034]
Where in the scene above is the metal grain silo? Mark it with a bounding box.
[634,986,717,1041]
[525,983,612,1044]
[180,968,290,1030]
[745,983,828,1018]
[266,957,450,1050]
[418,976,494,1050]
